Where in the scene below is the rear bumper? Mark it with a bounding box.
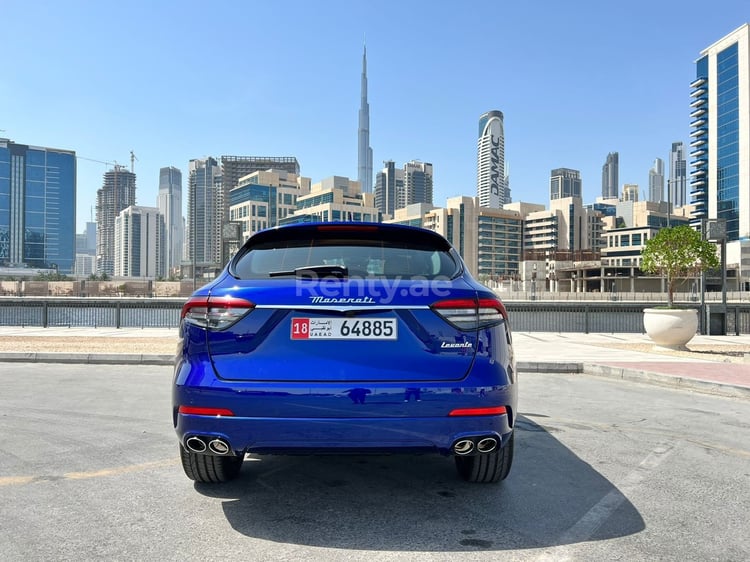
[173,348,517,457]
[175,412,513,456]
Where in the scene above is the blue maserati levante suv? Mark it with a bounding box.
[173,222,517,484]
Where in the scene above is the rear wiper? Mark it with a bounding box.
[268,264,348,279]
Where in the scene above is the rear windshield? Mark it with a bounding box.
[231,238,460,280]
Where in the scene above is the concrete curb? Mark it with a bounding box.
[581,364,750,400]
[0,353,175,365]
[517,361,584,373]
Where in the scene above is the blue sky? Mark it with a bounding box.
[2,1,749,232]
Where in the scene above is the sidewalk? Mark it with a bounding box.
[0,327,747,399]
[513,332,750,400]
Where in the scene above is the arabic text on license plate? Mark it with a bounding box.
[291,318,397,340]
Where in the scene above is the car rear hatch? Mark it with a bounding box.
[186,223,490,383]
[201,280,480,383]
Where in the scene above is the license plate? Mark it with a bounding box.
[291,318,397,340]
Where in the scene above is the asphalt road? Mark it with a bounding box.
[1,364,748,561]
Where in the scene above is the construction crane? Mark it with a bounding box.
[130,150,138,173]
[77,155,118,167]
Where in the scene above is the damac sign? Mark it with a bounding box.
[490,134,502,197]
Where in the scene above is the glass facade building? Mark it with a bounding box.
[715,43,740,240]
[0,139,76,273]
[691,23,749,242]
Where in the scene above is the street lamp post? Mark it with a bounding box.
[531,263,537,301]
[704,218,728,334]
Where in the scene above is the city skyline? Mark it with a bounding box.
[2,1,748,232]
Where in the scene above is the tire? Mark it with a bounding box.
[179,444,244,483]
[454,432,514,483]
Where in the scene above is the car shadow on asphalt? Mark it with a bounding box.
[193,415,644,552]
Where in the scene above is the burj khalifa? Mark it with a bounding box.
[357,46,373,194]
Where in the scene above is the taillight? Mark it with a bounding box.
[181,295,255,330]
[432,297,507,330]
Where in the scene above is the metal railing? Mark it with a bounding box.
[0,297,748,335]
[0,298,183,328]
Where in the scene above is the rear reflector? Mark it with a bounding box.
[178,406,235,417]
[448,406,507,417]
[181,295,255,330]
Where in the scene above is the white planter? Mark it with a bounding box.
[643,308,698,350]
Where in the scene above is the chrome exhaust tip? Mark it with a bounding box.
[208,438,230,455]
[476,437,498,453]
[185,436,207,453]
[453,439,475,456]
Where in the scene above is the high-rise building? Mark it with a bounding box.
[357,46,373,194]
[75,221,96,277]
[187,157,222,272]
[622,184,639,202]
[691,23,750,290]
[648,158,665,203]
[668,142,687,208]
[374,160,404,217]
[387,197,523,279]
[75,254,96,277]
[420,196,521,277]
[158,166,183,274]
[220,156,300,221]
[550,168,582,200]
[477,110,509,208]
[83,222,96,254]
[76,222,96,255]
[75,221,96,276]
[520,198,603,258]
[96,165,136,275]
[690,23,750,243]
[375,160,433,215]
[114,205,163,278]
[402,160,433,208]
[229,169,311,239]
[0,139,76,273]
[281,176,380,225]
[602,152,619,199]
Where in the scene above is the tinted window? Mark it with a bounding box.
[232,239,458,280]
